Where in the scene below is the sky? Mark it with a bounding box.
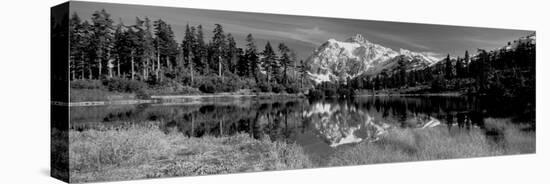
[70,1,533,61]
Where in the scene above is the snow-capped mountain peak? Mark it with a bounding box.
[307,34,441,83]
[345,34,369,43]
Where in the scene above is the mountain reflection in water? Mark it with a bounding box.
[305,102,441,147]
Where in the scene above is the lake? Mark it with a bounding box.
[69,95,535,165]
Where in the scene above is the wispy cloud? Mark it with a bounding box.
[366,31,432,50]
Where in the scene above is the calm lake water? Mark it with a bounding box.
[69,96,535,162]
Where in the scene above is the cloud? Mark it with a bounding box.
[221,24,332,46]
[365,31,432,50]
[423,52,444,60]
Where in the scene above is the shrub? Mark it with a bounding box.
[70,80,103,90]
[271,83,285,93]
[103,78,146,93]
[258,82,272,92]
[307,89,325,99]
[285,83,301,94]
[148,80,201,95]
[198,78,217,93]
[242,78,258,92]
[323,87,337,97]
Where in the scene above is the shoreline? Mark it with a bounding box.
[67,92,305,106]
[66,91,469,107]
[354,92,463,97]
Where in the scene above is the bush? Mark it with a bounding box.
[148,80,201,95]
[271,83,285,93]
[285,82,301,94]
[242,78,258,91]
[198,78,217,93]
[323,87,337,97]
[258,82,272,92]
[103,78,146,93]
[336,87,355,99]
[223,73,246,92]
[307,89,325,99]
[70,80,103,90]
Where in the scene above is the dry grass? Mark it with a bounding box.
[328,118,534,166]
[68,125,312,183]
[70,88,136,102]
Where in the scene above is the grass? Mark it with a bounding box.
[327,118,535,166]
[68,124,312,183]
[70,88,137,102]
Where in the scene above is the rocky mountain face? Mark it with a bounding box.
[306,34,440,83]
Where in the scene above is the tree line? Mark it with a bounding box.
[68,9,310,94]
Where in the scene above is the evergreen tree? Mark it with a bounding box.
[211,24,226,78]
[455,56,463,78]
[79,21,94,80]
[236,47,249,76]
[226,33,239,74]
[195,25,208,74]
[90,9,115,79]
[69,12,82,80]
[113,22,127,78]
[444,54,453,79]
[262,42,277,83]
[153,19,178,81]
[182,24,196,84]
[245,34,259,80]
[278,43,291,85]
[397,56,407,87]
[140,17,155,81]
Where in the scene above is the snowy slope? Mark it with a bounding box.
[306,34,440,83]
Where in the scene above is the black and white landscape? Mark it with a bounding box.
[52,1,535,183]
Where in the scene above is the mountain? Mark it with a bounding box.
[306,34,440,83]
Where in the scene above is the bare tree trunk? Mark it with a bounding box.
[157,57,161,82]
[108,63,112,79]
[143,58,148,81]
[71,69,75,81]
[117,56,120,77]
[218,56,222,77]
[97,58,102,79]
[188,50,194,84]
[88,64,92,80]
[80,53,85,80]
[156,47,160,81]
[131,51,135,80]
[203,57,209,74]
[166,56,170,72]
[151,57,155,79]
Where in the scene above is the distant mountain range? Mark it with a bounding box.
[306,33,536,84]
[306,34,440,83]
